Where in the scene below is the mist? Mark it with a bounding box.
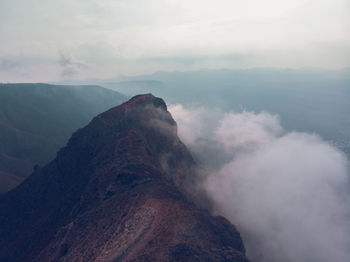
[169,104,350,262]
[1,1,349,82]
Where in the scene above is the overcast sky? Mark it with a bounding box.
[0,0,349,82]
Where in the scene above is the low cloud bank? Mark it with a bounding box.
[169,104,350,262]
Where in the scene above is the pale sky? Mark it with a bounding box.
[0,0,349,82]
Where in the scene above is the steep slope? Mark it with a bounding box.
[0,94,248,262]
[0,83,126,192]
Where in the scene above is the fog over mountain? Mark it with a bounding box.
[1,0,349,261]
[52,67,350,262]
[169,104,350,262]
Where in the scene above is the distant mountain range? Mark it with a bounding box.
[0,83,126,193]
[0,94,248,262]
[101,80,165,96]
[96,69,350,156]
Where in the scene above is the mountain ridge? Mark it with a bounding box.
[0,94,248,262]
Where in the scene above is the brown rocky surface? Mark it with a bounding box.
[0,94,248,262]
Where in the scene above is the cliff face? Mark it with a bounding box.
[0,94,248,262]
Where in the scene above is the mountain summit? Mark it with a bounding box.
[0,94,248,262]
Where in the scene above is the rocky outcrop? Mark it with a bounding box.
[0,94,248,262]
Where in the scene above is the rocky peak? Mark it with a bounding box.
[0,95,248,262]
[99,93,169,122]
[119,93,167,111]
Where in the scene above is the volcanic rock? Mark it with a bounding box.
[0,94,248,262]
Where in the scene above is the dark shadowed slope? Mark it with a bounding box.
[0,83,126,193]
[0,94,248,262]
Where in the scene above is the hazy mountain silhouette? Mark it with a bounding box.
[102,80,165,96]
[0,83,126,193]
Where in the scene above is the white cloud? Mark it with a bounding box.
[214,111,282,150]
[169,104,210,145]
[169,104,350,262]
